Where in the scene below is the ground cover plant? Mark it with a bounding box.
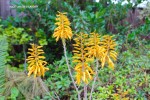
[0,0,150,100]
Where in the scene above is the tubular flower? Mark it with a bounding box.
[53,11,72,42]
[72,33,94,85]
[26,44,49,77]
[85,32,105,59]
[75,63,94,85]
[100,35,117,69]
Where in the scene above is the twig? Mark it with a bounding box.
[38,77,56,100]
[54,92,60,100]
[32,78,36,98]
[23,44,27,74]
[89,59,99,100]
[62,39,81,100]
[37,77,49,93]
[84,84,87,100]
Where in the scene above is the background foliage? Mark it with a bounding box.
[0,35,8,99]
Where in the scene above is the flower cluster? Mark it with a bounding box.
[72,33,117,84]
[100,35,117,69]
[86,32,105,59]
[26,44,49,77]
[52,11,118,85]
[73,33,94,84]
[53,12,72,41]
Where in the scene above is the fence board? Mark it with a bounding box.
[0,0,17,20]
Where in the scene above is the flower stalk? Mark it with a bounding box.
[53,11,80,99]
[89,59,99,100]
[62,39,81,100]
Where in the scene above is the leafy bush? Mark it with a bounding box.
[92,40,150,100]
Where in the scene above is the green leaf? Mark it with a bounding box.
[0,35,8,96]
[11,87,19,99]
[39,39,48,46]
[0,96,5,100]
[128,32,135,40]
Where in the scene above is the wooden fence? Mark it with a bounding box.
[0,0,17,20]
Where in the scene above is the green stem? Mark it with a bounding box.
[23,44,27,74]
[89,59,99,100]
[62,39,81,100]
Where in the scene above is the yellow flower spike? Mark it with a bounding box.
[26,43,49,77]
[86,32,105,59]
[73,33,94,85]
[100,35,118,69]
[53,11,72,42]
[108,56,115,69]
